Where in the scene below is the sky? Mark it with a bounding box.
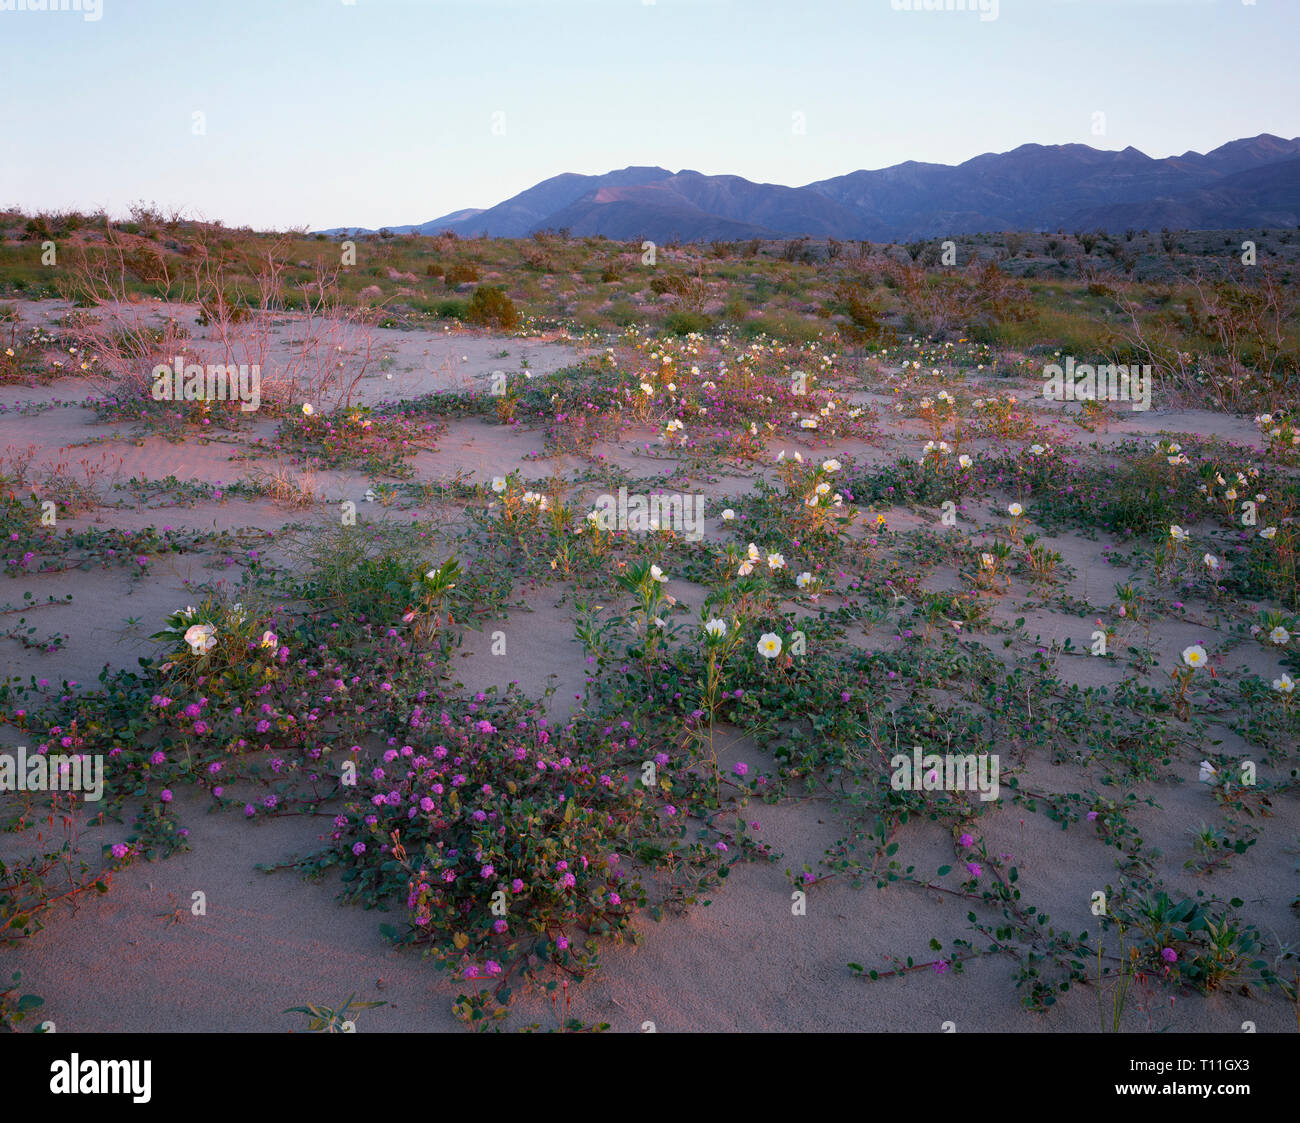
[1,0,1297,231]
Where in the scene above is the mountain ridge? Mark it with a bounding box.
[318,135,1300,241]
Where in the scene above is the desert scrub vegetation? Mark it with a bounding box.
[1109,264,1300,411]
[54,226,381,422]
[2,206,1295,411]
[464,285,520,330]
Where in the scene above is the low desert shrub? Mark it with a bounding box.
[465,285,519,330]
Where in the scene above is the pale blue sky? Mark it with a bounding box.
[1,0,1296,230]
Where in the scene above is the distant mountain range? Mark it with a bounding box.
[321,134,1300,242]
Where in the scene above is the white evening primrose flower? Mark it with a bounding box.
[1182,644,1208,669]
[1260,526,1277,539]
[757,633,783,659]
[1169,525,1188,542]
[737,560,754,577]
[704,618,727,638]
[766,553,786,570]
[1008,503,1023,517]
[721,508,735,521]
[815,482,830,495]
[1269,626,1290,645]
[650,565,668,583]
[821,459,841,473]
[260,631,278,651]
[747,543,761,562]
[1273,672,1294,694]
[796,572,812,589]
[492,477,506,494]
[184,623,217,654]
[958,454,973,469]
[1204,554,1221,570]
[302,403,315,416]
[640,381,654,395]
[1198,761,1218,784]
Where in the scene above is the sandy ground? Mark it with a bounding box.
[2,302,1296,1033]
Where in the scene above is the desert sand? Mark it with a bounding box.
[2,298,1296,1034]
